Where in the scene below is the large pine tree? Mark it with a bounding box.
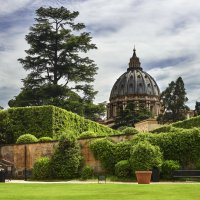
[9,7,105,120]
[158,77,189,123]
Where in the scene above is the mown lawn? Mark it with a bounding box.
[0,183,200,200]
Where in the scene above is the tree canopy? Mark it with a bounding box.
[9,6,105,120]
[113,102,152,129]
[194,101,200,116]
[158,77,189,123]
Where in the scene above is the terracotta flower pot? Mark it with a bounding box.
[135,171,152,184]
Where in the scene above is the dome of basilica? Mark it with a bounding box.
[107,48,161,120]
[110,70,160,100]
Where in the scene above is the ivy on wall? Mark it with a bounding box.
[0,105,117,144]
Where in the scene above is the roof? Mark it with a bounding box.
[110,48,160,100]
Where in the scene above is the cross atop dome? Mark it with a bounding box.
[128,47,142,71]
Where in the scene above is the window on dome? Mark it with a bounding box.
[137,75,141,78]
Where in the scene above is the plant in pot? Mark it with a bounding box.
[130,141,163,184]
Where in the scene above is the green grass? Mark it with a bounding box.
[0,183,200,200]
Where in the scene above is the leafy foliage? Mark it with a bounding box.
[0,105,116,144]
[33,157,51,180]
[130,141,163,171]
[194,101,200,116]
[8,6,105,121]
[161,160,181,180]
[115,142,131,163]
[16,134,38,144]
[78,131,97,139]
[50,134,82,179]
[38,137,53,142]
[158,77,189,123]
[0,110,12,144]
[114,102,151,128]
[132,128,200,168]
[153,114,200,133]
[90,138,116,173]
[80,165,94,180]
[121,127,139,135]
[115,160,132,179]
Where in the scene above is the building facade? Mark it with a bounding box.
[107,48,161,121]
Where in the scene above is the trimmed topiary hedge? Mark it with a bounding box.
[0,105,117,144]
[152,115,200,133]
[172,115,200,129]
[78,131,97,139]
[121,127,139,135]
[16,134,38,144]
[38,137,53,142]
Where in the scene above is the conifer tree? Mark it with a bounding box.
[158,77,189,123]
[9,7,105,120]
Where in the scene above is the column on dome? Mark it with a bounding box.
[113,103,117,117]
[107,103,111,119]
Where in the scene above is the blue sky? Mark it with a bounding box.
[0,0,200,109]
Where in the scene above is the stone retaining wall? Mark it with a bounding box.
[0,134,132,179]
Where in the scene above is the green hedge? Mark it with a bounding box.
[16,134,38,144]
[115,160,132,179]
[52,106,116,138]
[33,157,51,180]
[152,115,200,133]
[132,128,200,168]
[161,160,181,180]
[90,138,116,173]
[80,165,94,180]
[0,106,116,144]
[172,115,200,129]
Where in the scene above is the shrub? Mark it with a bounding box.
[81,165,93,180]
[117,126,129,131]
[151,125,172,133]
[32,157,51,180]
[161,160,181,180]
[90,138,116,173]
[132,128,200,168]
[121,127,139,135]
[115,160,131,179]
[38,137,53,142]
[115,142,131,163]
[172,115,200,129]
[79,131,97,139]
[16,134,38,144]
[0,110,13,144]
[50,134,82,179]
[130,141,163,171]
